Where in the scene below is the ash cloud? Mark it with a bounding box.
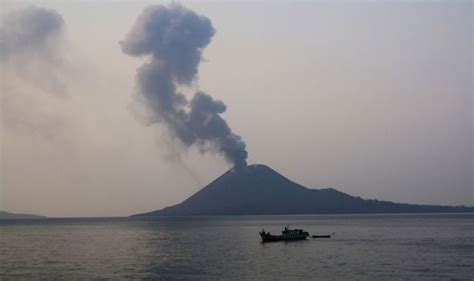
[0,6,67,96]
[0,6,69,136]
[0,6,64,60]
[120,4,248,167]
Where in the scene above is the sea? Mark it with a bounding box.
[1,213,473,280]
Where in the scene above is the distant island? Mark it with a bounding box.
[0,211,45,219]
[134,164,473,216]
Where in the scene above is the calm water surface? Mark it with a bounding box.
[1,214,473,280]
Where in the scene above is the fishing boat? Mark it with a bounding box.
[259,226,309,242]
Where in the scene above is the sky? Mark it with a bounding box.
[0,0,472,217]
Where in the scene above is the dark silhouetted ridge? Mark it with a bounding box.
[0,211,45,219]
[134,164,474,216]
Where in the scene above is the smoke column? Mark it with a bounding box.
[1,6,68,134]
[0,6,64,61]
[120,4,248,167]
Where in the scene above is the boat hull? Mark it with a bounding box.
[260,232,309,243]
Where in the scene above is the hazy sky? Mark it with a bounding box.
[1,0,472,217]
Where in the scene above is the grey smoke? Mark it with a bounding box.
[0,5,70,141]
[120,4,248,167]
[0,5,67,98]
[0,6,64,60]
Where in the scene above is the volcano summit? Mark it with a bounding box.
[134,164,473,216]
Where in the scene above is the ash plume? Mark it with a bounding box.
[0,5,67,97]
[0,6,64,60]
[120,4,247,167]
[1,6,69,134]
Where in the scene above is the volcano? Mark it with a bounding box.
[134,164,473,216]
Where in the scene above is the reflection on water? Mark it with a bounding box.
[1,214,473,280]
